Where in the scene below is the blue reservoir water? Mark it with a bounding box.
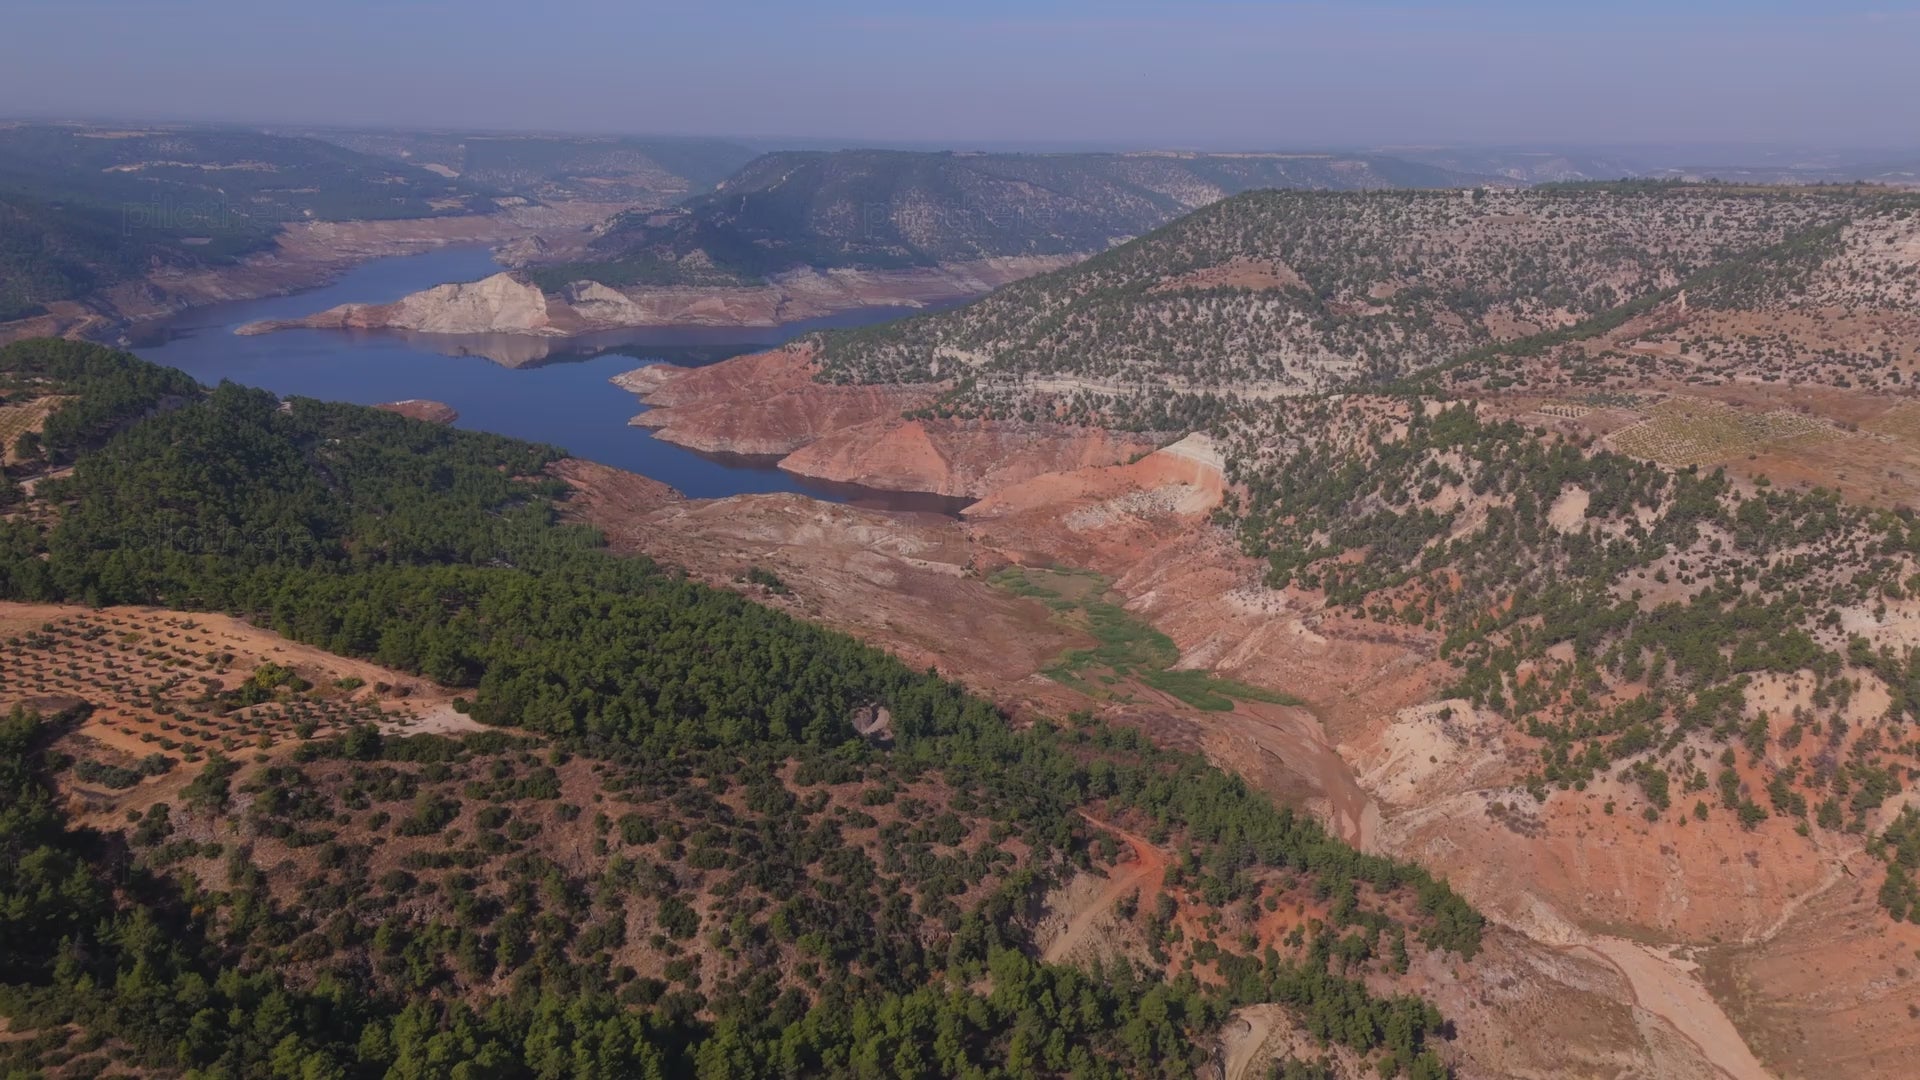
[128,246,960,508]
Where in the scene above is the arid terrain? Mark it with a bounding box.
[506,182,1920,1078]
[10,0,1920,1072]
[551,434,1908,1079]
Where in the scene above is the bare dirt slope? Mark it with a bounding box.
[612,345,1160,495]
[557,442,1826,1078]
[572,373,1920,1080]
[1701,847,1920,1078]
[1037,815,1168,966]
[554,458,1083,691]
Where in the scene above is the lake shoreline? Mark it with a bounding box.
[123,246,954,511]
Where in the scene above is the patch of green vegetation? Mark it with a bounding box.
[991,565,1302,710]
[743,565,789,594]
[1874,807,1920,924]
[1143,669,1303,711]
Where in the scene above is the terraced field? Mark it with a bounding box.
[0,605,475,776]
[1609,395,1835,465]
[0,396,64,463]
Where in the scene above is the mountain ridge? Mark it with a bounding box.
[522,147,1502,292]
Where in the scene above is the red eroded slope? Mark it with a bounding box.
[615,345,938,457]
[614,344,1158,495]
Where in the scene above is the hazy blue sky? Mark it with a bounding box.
[3,1,1917,148]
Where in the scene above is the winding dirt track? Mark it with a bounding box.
[1219,1009,1283,1080]
[1042,815,1167,965]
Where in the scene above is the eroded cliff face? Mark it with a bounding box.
[388,273,557,334]
[560,280,650,325]
[613,346,937,457]
[960,432,1227,561]
[614,345,1160,497]
[778,418,1162,499]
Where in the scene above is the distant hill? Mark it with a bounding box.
[0,122,492,320]
[811,183,1894,427]
[1381,144,1920,188]
[523,148,1498,291]
[0,123,490,225]
[1378,146,1648,185]
[1644,159,1920,187]
[287,128,759,202]
[0,194,157,322]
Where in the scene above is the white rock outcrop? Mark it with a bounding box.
[562,280,649,324]
[236,272,565,337]
[386,273,557,335]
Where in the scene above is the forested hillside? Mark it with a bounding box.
[524,149,1491,291]
[290,128,758,202]
[0,123,492,320]
[0,195,156,323]
[0,339,1477,1078]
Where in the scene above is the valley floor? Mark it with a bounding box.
[550,384,1920,1078]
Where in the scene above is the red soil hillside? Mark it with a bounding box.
[614,344,1159,496]
[614,345,937,457]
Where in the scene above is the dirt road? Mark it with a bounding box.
[1042,814,1168,965]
